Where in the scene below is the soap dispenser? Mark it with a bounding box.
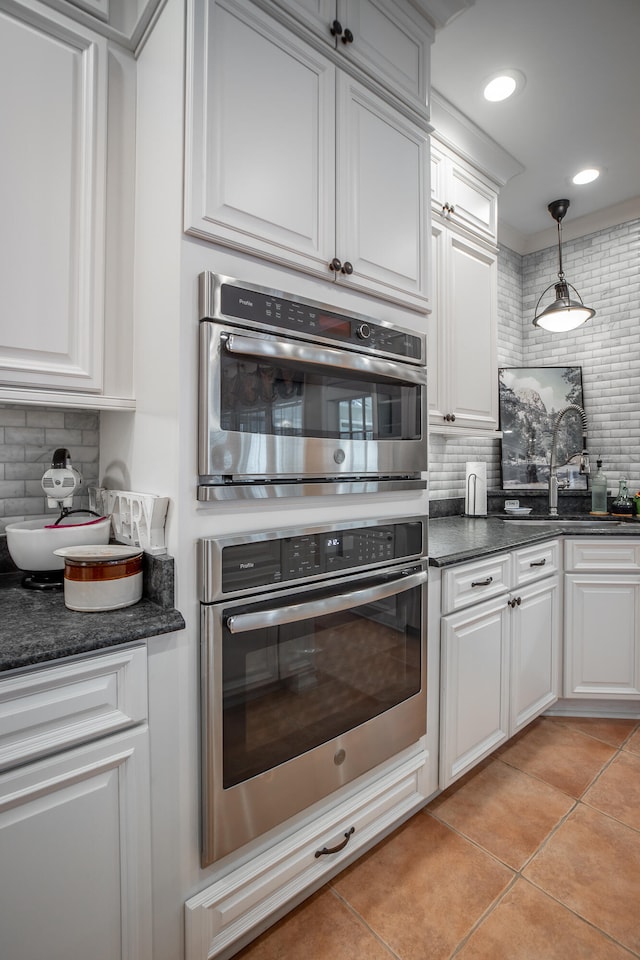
[590,459,608,515]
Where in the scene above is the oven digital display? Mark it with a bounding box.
[317,314,352,337]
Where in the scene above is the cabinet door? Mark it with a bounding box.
[429,228,498,431]
[565,574,640,698]
[337,0,431,109]
[510,576,560,734]
[440,595,510,788]
[430,142,498,243]
[0,0,107,392]
[336,73,428,310]
[185,0,336,274]
[428,222,446,421]
[268,0,432,112]
[271,0,337,39]
[0,726,151,960]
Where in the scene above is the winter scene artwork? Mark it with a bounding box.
[498,367,587,490]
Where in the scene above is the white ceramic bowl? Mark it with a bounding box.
[504,507,533,516]
[5,515,111,572]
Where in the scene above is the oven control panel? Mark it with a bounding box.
[199,272,424,362]
[210,519,425,597]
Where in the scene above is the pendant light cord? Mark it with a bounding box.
[556,217,565,280]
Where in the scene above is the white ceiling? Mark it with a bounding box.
[430,0,640,251]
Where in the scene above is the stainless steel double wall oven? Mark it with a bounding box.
[197,274,429,865]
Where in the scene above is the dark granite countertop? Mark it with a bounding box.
[429,515,640,568]
[0,552,185,674]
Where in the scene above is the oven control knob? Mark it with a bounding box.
[334,448,346,464]
[356,323,371,340]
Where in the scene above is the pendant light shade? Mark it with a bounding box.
[533,199,596,332]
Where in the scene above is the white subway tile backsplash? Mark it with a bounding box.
[0,408,100,526]
[5,427,46,445]
[0,408,27,427]
[24,409,65,428]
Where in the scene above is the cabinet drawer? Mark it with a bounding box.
[441,553,511,614]
[185,746,427,960]
[513,540,560,586]
[564,538,640,572]
[0,646,147,772]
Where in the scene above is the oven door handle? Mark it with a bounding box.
[226,569,427,634]
[223,333,426,386]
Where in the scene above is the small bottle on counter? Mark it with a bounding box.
[590,458,608,514]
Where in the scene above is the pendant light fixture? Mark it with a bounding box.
[533,199,596,332]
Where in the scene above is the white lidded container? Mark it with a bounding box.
[54,545,144,612]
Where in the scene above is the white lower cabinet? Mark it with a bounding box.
[0,647,151,960]
[185,744,427,960]
[440,541,560,788]
[510,577,561,731]
[440,591,511,785]
[564,538,640,699]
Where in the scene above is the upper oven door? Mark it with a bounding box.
[198,321,428,484]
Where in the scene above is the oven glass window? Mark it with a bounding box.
[219,353,421,440]
[221,578,422,788]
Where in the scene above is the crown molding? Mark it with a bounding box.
[430,89,523,188]
[408,0,474,30]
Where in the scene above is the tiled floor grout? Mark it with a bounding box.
[329,888,402,959]
[234,717,640,959]
[431,720,640,958]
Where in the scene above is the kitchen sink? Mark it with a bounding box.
[503,518,630,528]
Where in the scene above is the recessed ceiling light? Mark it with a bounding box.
[483,69,525,103]
[572,168,600,185]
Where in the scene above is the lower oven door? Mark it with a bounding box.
[201,561,427,865]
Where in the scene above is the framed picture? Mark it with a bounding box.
[498,366,587,490]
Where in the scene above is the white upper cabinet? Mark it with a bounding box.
[335,73,428,308]
[35,0,164,48]
[430,139,498,243]
[185,0,336,275]
[268,0,433,116]
[0,0,135,409]
[185,0,429,311]
[429,223,498,432]
[0,0,107,395]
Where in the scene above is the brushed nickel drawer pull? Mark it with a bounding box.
[530,559,547,567]
[471,576,493,587]
[315,826,355,858]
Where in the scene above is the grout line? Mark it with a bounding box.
[328,886,402,959]
[427,732,640,957]
[309,722,640,960]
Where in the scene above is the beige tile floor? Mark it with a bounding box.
[233,716,640,959]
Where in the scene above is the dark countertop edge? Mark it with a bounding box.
[0,602,186,674]
[428,515,640,568]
